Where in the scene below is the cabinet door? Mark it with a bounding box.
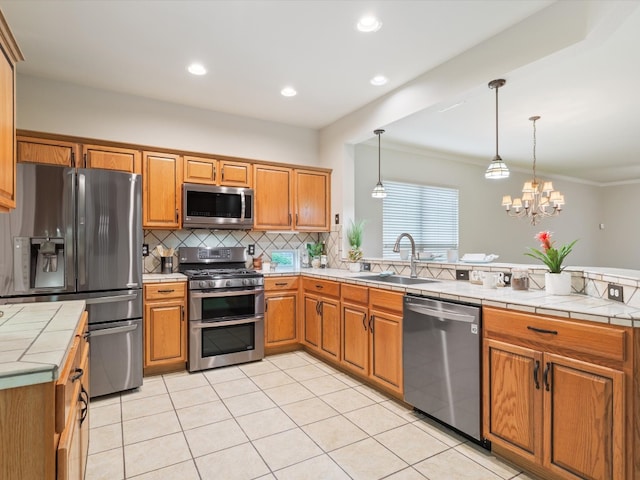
[341,302,369,375]
[294,169,330,231]
[303,295,320,348]
[483,339,543,464]
[220,160,252,187]
[265,293,297,346]
[144,301,186,368]
[543,353,624,480]
[320,298,340,360]
[0,42,16,211]
[83,144,141,173]
[143,151,182,229]
[184,155,217,184]
[369,308,403,393]
[17,136,79,167]
[253,164,292,230]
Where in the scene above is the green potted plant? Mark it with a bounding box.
[525,231,578,295]
[307,242,323,268]
[346,219,365,272]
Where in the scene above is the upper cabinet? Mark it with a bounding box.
[0,10,24,212]
[143,151,183,229]
[83,144,141,174]
[184,155,251,187]
[253,165,330,232]
[17,136,80,167]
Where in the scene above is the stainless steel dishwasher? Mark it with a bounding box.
[403,294,487,446]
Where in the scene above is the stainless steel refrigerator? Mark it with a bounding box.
[0,163,144,397]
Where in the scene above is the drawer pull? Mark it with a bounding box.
[275,282,288,287]
[157,289,175,294]
[71,367,84,382]
[527,326,558,335]
[533,360,540,390]
[543,362,551,391]
[362,312,367,331]
[369,314,375,333]
[79,385,89,425]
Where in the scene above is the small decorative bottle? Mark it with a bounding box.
[320,241,328,268]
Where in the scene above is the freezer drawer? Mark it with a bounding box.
[89,318,143,398]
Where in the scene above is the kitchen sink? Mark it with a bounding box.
[357,274,439,285]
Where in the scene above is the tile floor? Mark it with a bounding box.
[86,351,537,480]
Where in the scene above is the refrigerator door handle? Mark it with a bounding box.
[77,172,86,287]
[85,292,139,305]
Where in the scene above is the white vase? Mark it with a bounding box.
[545,272,572,295]
[348,262,361,273]
[311,257,321,269]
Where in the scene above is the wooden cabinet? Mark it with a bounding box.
[17,136,79,167]
[483,307,627,480]
[143,282,187,374]
[143,151,183,229]
[254,165,331,232]
[0,11,23,212]
[82,144,141,173]
[184,155,252,187]
[264,276,299,351]
[341,284,370,375]
[302,278,340,361]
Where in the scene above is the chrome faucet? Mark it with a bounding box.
[393,233,418,278]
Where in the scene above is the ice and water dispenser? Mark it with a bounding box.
[13,236,66,290]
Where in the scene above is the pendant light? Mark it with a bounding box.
[371,129,387,198]
[485,79,510,179]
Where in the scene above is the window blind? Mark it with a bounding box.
[382,181,459,258]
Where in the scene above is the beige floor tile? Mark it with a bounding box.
[384,467,428,480]
[239,359,281,376]
[330,437,408,480]
[455,442,520,479]
[122,410,181,445]
[126,459,200,480]
[184,418,248,457]
[176,399,231,430]
[196,443,269,480]
[380,399,425,422]
[213,377,259,399]
[268,352,311,369]
[302,415,368,451]
[412,417,466,447]
[354,384,389,402]
[263,382,315,406]
[375,423,449,464]
[86,447,124,480]
[235,407,297,440]
[321,388,376,414]
[223,390,276,417]
[315,361,340,374]
[300,374,349,396]
[123,432,191,477]
[120,378,167,403]
[169,384,219,409]
[90,392,121,406]
[121,393,174,421]
[250,370,296,389]
[256,475,276,480]
[202,364,246,384]
[413,449,502,480]
[253,428,323,471]
[162,371,209,392]
[88,422,122,454]
[284,363,328,381]
[332,372,361,387]
[274,454,351,480]
[90,402,122,428]
[344,404,407,436]
[281,396,339,426]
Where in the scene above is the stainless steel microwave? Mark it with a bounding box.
[182,183,254,229]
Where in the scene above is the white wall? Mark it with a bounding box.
[598,183,640,269]
[16,75,319,167]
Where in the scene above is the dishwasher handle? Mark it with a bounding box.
[405,303,477,323]
[89,324,138,337]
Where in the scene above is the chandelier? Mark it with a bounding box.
[501,116,565,225]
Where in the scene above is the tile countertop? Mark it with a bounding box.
[143,273,188,283]
[266,268,640,327]
[0,300,86,391]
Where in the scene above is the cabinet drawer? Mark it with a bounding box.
[341,284,368,305]
[144,282,186,300]
[302,278,340,297]
[484,307,626,363]
[369,288,403,314]
[265,276,299,291]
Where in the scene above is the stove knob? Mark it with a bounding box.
[199,281,207,288]
[208,280,215,288]
[243,278,249,286]
[226,280,232,287]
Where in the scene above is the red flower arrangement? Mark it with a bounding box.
[525,231,578,273]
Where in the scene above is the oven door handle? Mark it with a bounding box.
[191,316,264,329]
[190,289,263,299]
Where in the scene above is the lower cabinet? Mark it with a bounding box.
[143,282,187,375]
[341,285,403,396]
[302,278,341,362]
[483,306,627,480]
[264,276,299,351]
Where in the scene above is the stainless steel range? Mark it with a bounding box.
[179,246,264,372]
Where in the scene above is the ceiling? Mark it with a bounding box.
[2,1,639,184]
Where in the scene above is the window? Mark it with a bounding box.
[382,181,459,258]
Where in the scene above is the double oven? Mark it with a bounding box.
[179,246,264,372]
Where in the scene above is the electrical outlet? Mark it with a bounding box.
[456,269,469,281]
[142,244,149,257]
[335,214,340,225]
[608,283,624,302]
[361,262,371,271]
[503,273,512,286]
[247,244,255,255]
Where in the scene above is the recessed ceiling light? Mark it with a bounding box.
[357,15,382,32]
[281,86,297,97]
[187,63,207,75]
[370,75,388,86]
